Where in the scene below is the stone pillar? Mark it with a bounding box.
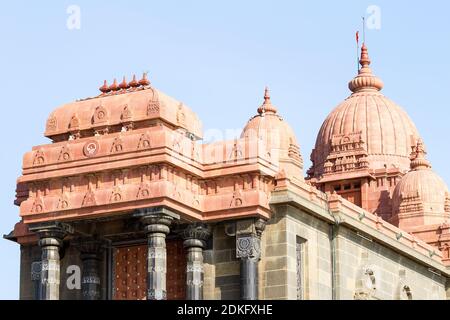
[181,223,211,300]
[236,218,266,300]
[136,208,179,300]
[76,238,103,300]
[31,261,42,300]
[29,222,67,300]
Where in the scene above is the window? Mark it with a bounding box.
[296,237,307,300]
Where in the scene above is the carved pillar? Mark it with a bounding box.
[136,208,179,300]
[31,261,42,300]
[29,222,67,300]
[236,218,266,300]
[76,238,103,300]
[181,223,211,300]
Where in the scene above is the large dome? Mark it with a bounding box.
[392,140,450,229]
[241,88,303,180]
[309,44,421,178]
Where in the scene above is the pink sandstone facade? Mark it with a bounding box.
[6,44,450,300]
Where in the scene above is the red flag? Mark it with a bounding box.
[356,31,360,44]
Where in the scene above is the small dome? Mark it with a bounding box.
[241,88,303,179]
[309,44,421,178]
[392,140,450,228]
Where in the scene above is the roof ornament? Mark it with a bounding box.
[99,80,111,94]
[119,76,129,90]
[257,87,278,115]
[109,78,119,92]
[129,74,139,88]
[97,72,153,97]
[348,43,384,93]
[139,72,150,87]
[410,139,432,170]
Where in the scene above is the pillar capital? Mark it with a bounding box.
[181,223,211,249]
[134,207,179,235]
[29,221,70,247]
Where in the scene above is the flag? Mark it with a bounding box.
[356,31,360,45]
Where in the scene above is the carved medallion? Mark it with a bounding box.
[137,183,151,199]
[33,150,45,166]
[83,140,100,158]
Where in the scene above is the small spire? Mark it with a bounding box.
[359,43,371,68]
[99,80,110,94]
[257,86,277,115]
[139,72,150,87]
[129,74,139,88]
[410,139,431,170]
[119,76,129,90]
[109,78,119,91]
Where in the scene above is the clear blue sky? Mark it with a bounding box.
[1,1,449,299]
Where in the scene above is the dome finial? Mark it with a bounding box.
[257,86,277,115]
[411,139,431,170]
[360,43,371,69]
[348,43,384,93]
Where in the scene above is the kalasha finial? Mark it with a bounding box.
[139,72,150,87]
[348,43,384,93]
[257,86,277,115]
[410,139,431,170]
[359,43,371,68]
[129,74,139,88]
[99,80,110,94]
[109,78,119,91]
[119,76,129,90]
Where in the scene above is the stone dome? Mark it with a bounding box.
[392,140,450,228]
[241,88,303,179]
[309,44,421,178]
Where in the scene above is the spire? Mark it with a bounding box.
[348,43,384,93]
[257,87,278,115]
[410,139,432,170]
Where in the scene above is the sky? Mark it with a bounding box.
[0,0,449,299]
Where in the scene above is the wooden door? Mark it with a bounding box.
[113,240,186,300]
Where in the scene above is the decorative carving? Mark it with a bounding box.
[137,182,151,199]
[33,150,45,166]
[83,140,100,158]
[176,103,186,127]
[121,105,132,121]
[58,145,72,162]
[92,105,108,125]
[110,186,122,203]
[82,190,96,207]
[230,190,243,207]
[46,116,57,132]
[110,136,124,154]
[31,196,45,213]
[147,88,160,115]
[137,133,151,150]
[354,256,376,300]
[236,236,261,260]
[57,192,70,210]
[68,114,80,130]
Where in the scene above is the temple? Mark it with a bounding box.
[6,43,450,300]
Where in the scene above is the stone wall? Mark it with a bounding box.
[263,204,448,300]
[204,224,240,300]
